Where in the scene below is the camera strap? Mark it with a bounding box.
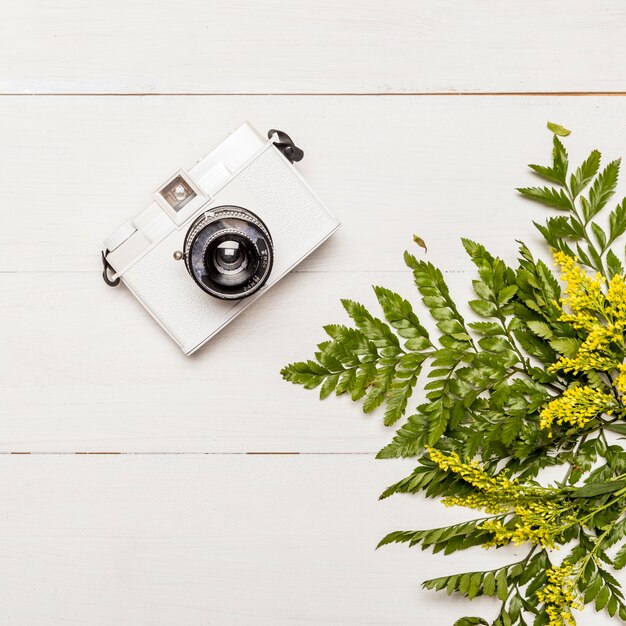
[268,129,304,163]
[102,250,121,287]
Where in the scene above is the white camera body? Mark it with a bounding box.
[103,123,339,355]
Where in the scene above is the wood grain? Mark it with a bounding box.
[1,1,625,94]
[0,454,535,625]
[3,95,626,274]
[2,2,626,624]
[0,270,423,452]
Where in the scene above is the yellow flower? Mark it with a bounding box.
[606,272,626,320]
[553,251,605,329]
[441,493,509,515]
[536,561,583,626]
[539,386,614,431]
[550,253,626,377]
[427,448,526,514]
[427,448,519,496]
[428,450,575,548]
[479,501,575,548]
[617,364,626,394]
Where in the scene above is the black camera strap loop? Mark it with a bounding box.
[268,129,304,163]
[102,250,120,287]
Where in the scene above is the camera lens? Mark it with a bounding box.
[205,234,257,287]
[214,240,246,273]
[183,206,273,300]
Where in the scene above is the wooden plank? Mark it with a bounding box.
[0,270,457,452]
[2,95,626,274]
[0,1,624,94]
[0,453,559,625]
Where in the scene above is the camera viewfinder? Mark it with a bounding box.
[160,175,197,212]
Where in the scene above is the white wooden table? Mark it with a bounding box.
[1,2,626,624]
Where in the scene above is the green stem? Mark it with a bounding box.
[495,546,539,621]
[560,433,589,486]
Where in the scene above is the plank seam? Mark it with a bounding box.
[5,451,375,455]
[1,92,626,97]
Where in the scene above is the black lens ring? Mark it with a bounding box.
[183,206,273,300]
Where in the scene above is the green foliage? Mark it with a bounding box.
[547,121,571,137]
[378,516,501,554]
[281,293,431,425]
[281,127,626,625]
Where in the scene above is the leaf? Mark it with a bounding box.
[573,480,626,498]
[534,216,584,248]
[427,400,452,445]
[586,159,621,220]
[528,136,570,187]
[568,438,601,484]
[496,568,508,602]
[591,222,607,250]
[552,135,569,184]
[547,121,571,137]
[596,584,610,611]
[614,543,626,570]
[609,200,626,242]
[483,571,496,597]
[528,164,563,186]
[469,299,497,317]
[376,413,428,458]
[502,414,523,446]
[342,299,400,350]
[407,255,473,349]
[570,149,601,198]
[517,186,572,210]
[383,352,425,425]
[606,249,624,278]
[413,234,428,252]
[498,285,518,305]
[377,517,501,553]
[454,618,489,626]
[469,321,505,336]
[549,337,581,357]
[514,329,557,365]
[607,423,626,436]
[319,373,339,399]
[526,320,554,340]
[281,360,330,390]
[373,286,431,346]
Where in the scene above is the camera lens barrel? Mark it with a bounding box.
[183,206,273,300]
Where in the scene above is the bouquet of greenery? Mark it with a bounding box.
[282,124,626,626]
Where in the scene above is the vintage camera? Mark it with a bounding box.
[102,123,339,355]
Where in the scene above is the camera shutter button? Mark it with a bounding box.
[103,221,137,252]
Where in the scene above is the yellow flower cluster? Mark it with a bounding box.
[427,448,519,495]
[553,251,605,329]
[606,271,626,321]
[442,493,509,515]
[616,362,626,394]
[429,449,576,548]
[550,252,626,377]
[428,448,523,513]
[479,501,575,548]
[536,562,582,626]
[539,386,615,431]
